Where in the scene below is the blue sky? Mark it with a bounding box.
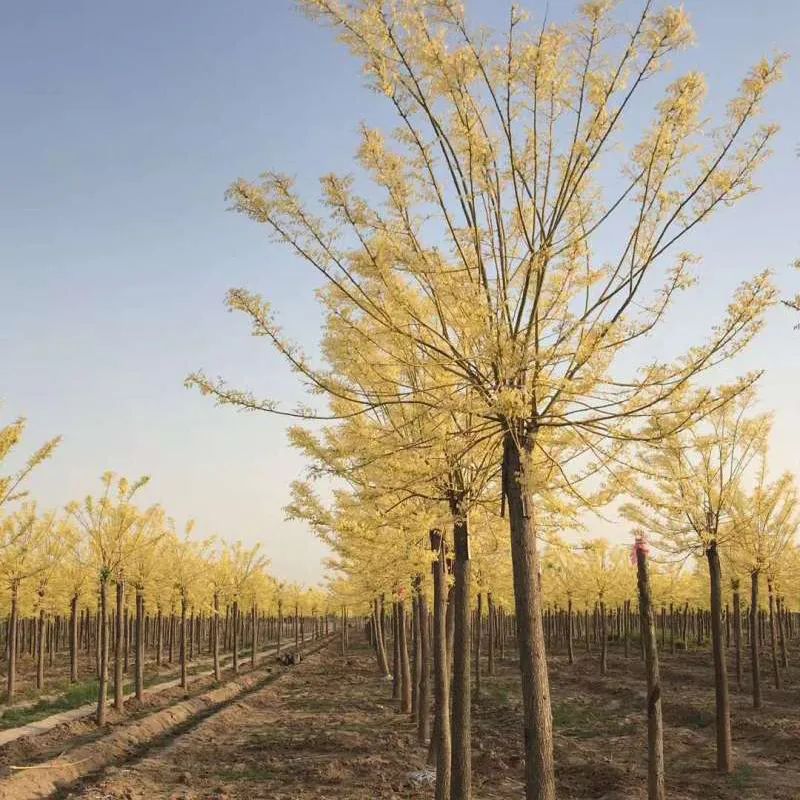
[2,1,799,584]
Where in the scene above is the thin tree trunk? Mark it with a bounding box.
[707,542,733,773]
[777,596,789,670]
[7,582,18,702]
[450,507,472,800]
[732,582,742,690]
[635,541,666,800]
[418,583,431,746]
[97,578,109,725]
[36,605,45,690]
[599,599,608,675]
[398,599,412,714]
[251,604,257,668]
[135,589,145,701]
[429,530,451,800]
[768,578,781,689]
[114,580,125,712]
[232,600,239,674]
[750,570,762,709]
[276,600,282,657]
[474,591,482,699]
[488,592,496,675]
[180,594,188,688]
[213,592,221,681]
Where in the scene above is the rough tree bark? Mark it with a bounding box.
[503,429,555,800]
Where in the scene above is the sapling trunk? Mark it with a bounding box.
[398,599,412,715]
[213,593,221,681]
[70,594,79,684]
[180,594,188,688]
[474,591,482,698]
[635,541,665,800]
[232,600,239,674]
[7,582,18,703]
[97,577,109,725]
[135,589,145,701]
[488,592,497,674]
[767,578,780,689]
[36,605,45,690]
[418,585,431,745]
[599,599,608,676]
[750,570,762,709]
[450,509,472,800]
[429,529,451,799]
[114,580,125,712]
[392,602,400,700]
[777,596,789,670]
[251,604,257,668]
[732,584,742,690]
[706,542,733,773]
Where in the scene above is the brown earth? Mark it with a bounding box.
[49,635,800,800]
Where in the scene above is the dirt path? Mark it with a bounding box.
[62,639,800,799]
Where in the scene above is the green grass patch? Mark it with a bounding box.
[0,680,103,729]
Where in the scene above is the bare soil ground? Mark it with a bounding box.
[22,637,800,799]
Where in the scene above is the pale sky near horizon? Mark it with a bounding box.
[2,1,799,586]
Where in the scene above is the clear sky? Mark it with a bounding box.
[2,1,799,585]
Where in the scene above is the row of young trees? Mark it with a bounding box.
[0,416,330,723]
[187,2,791,799]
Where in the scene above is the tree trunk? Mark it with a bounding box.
[450,508,472,800]
[488,592,497,675]
[251,604,257,668]
[732,583,742,690]
[213,592,221,681]
[67,594,78,684]
[567,597,575,665]
[503,430,555,800]
[599,599,608,676]
[232,600,239,674]
[180,594,188,688]
[474,591,482,699]
[97,578,109,725]
[429,530,451,800]
[398,599,412,714]
[114,580,125,712]
[706,542,733,772]
[392,602,400,700]
[36,605,45,690]
[767,578,781,689]
[135,589,145,701]
[7,582,18,703]
[777,596,789,670]
[750,570,762,709]
[635,542,666,800]
[418,583,431,745]
[276,600,282,657]
[373,598,390,676]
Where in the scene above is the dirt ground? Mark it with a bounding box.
[53,635,800,800]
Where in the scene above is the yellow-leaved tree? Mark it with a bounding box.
[188,3,783,795]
